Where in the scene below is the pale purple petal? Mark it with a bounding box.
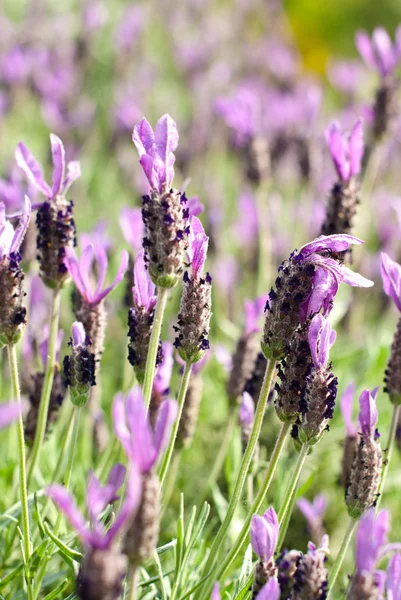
[325,122,348,180]
[211,582,221,600]
[0,402,20,429]
[358,387,379,437]
[349,119,364,177]
[355,31,378,71]
[297,496,327,529]
[112,393,134,459]
[301,267,337,321]
[47,485,90,545]
[153,399,178,460]
[340,382,357,436]
[72,322,86,347]
[65,247,91,302]
[15,142,52,197]
[187,196,204,217]
[50,134,66,197]
[125,387,156,472]
[133,250,156,310]
[239,392,254,427]
[381,253,401,311]
[86,464,126,523]
[105,463,142,547]
[191,232,209,278]
[79,245,96,302]
[154,114,179,189]
[153,342,174,395]
[255,579,280,600]
[39,328,64,367]
[308,314,336,369]
[373,28,394,76]
[244,295,269,335]
[387,554,401,600]
[356,509,390,573]
[132,118,155,157]
[10,195,31,254]
[119,207,143,253]
[299,234,364,258]
[95,250,129,303]
[62,161,81,193]
[341,266,374,288]
[250,508,279,562]
[93,246,108,298]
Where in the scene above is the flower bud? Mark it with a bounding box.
[63,322,96,408]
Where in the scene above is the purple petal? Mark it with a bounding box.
[86,464,126,523]
[50,134,65,197]
[244,295,269,335]
[189,217,208,278]
[47,485,90,545]
[112,393,134,459]
[125,387,156,472]
[255,579,280,600]
[299,234,364,258]
[308,314,336,369]
[93,246,108,298]
[387,554,401,600]
[95,250,129,303]
[239,392,254,427]
[355,30,379,71]
[39,328,64,367]
[349,119,364,177]
[381,252,401,312]
[301,267,338,321]
[313,495,328,518]
[154,114,179,189]
[358,388,379,437]
[0,402,20,429]
[153,399,178,460]
[15,142,52,197]
[372,27,394,76]
[297,496,327,529]
[133,250,156,310]
[211,582,221,600]
[62,161,81,193]
[356,509,390,573]
[132,118,155,157]
[250,508,279,562]
[10,195,31,254]
[187,196,204,217]
[340,382,357,436]
[105,463,142,547]
[341,266,374,288]
[72,321,86,347]
[325,121,348,180]
[119,207,144,254]
[65,247,91,302]
[153,342,174,395]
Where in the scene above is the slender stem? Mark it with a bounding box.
[195,360,277,600]
[7,345,32,566]
[376,403,400,510]
[327,517,357,599]
[27,288,61,486]
[130,566,138,600]
[159,362,192,488]
[277,444,309,550]
[212,422,290,588]
[143,287,169,409]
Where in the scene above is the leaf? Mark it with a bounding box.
[184,506,197,548]
[233,573,253,600]
[138,569,175,588]
[33,493,46,539]
[64,594,79,600]
[43,578,69,600]
[175,494,185,575]
[0,564,23,588]
[0,491,45,532]
[153,550,168,600]
[27,540,49,582]
[43,522,83,562]
[156,539,177,555]
[234,544,253,596]
[211,484,228,523]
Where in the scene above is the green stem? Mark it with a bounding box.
[195,360,277,600]
[27,288,61,487]
[143,287,169,409]
[212,421,290,588]
[159,362,192,487]
[327,517,357,599]
[7,345,32,572]
[376,402,400,510]
[277,444,309,550]
[129,566,138,600]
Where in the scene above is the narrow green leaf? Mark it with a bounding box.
[156,539,177,555]
[138,569,175,588]
[33,493,46,539]
[153,549,168,600]
[0,564,23,588]
[27,540,49,581]
[64,594,78,600]
[43,522,83,562]
[0,491,45,532]
[233,572,253,600]
[43,578,69,600]
[184,505,197,548]
[234,544,252,595]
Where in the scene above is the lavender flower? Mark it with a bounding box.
[250,508,279,596]
[346,388,382,518]
[356,27,401,77]
[325,120,364,183]
[133,114,190,287]
[291,536,329,599]
[262,234,373,360]
[387,553,401,600]
[339,382,358,488]
[211,583,221,600]
[127,250,162,384]
[381,253,401,404]
[348,509,389,599]
[63,322,96,407]
[119,207,144,256]
[174,216,212,362]
[297,495,327,543]
[0,197,31,347]
[0,402,21,429]
[113,386,177,564]
[15,134,80,288]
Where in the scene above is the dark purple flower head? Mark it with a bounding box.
[250,507,279,563]
[245,295,269,335]
[119,207,144,255]
[113,386,178,473]
[308,314,336,370]
[358,387,380,438]
[0,196,31,259]
[340,381,357,436]
[47,464,141,550]
[356,509,390,573]
[133,250,157,311]
[356,26,401,77]
[387,553,401,600]
[297,495,328,531]
[381,252,401,311]
[65,244,128,305]
[187,217,209,279]
[153,342,174,396]
[132,114,179,193]
[0,402,21,429]
[325,120,364,182]
[239,391,255,427]
[15,134,81,202]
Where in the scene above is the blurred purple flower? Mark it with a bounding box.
[356,508,389,574]
[340,382,357,436]
[250,507,279,562]
[297,495,328,531]
[0,165,38,212]
[211,582,220,600]
[358,387,380,438]
[0,402,21,429]
[244,295,269,335]
[38,327,64,368]
[233,191,258,244]
[239,391,254,427]
[255,579,280,600]
[0,46,32,85]
[80,221,113,255]
[308,314,336,370]
[114,4,148,52]
[381,252,401,311]
[327,60,367,96]
[153,342,174,396]
[119,207,144,255]
[325,120,364,182]
[387,553,401,599]
[65,244,128,305]
[112,386,178,473]
[356,26,401,77]
[47,464,140,550]
[82,1,108,32]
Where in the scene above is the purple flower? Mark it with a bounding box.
[72,322,86,347]
[187,196,204,217]
[112,386,178,473]
[340,382,357,436]
[381,252,401,311]
[307,314,336,370]
[65,244,128,305]
[356,26,401,77]
[211,582,220,600]
[250,507,279,563]
[356,509,390,574]
[15,134,81,201]
[133,250,157,311]
[119,207,144,255]
[358,387,380,437]
[244,295,269,335]
[132,114,179,193]
[0,46,32,85]
[327,60,367,95]
[187,217,209,279]
[114,4,148,52]
[297,495,328,531]
[325,120,364,182]
[153,342,174,396]
[0,196,31,259]
[233,191,258,244]
[80,221,113,255]
[255,579,280,600]
[47,464,141,550]
[39,327,64,368]
[387,553,401,600]
[0,402,21,429]
[239,392,255,427]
